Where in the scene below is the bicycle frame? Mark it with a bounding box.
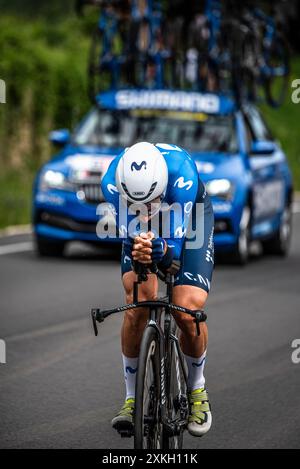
[91,264,207,440]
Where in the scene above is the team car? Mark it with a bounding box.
[33,89,293,264]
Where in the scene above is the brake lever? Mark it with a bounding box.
[193,311,207,337]
[91,308,104,337]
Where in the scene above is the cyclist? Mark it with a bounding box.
[101,141,214,437]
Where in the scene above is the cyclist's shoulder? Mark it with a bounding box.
[103,150,123,181]
[101,151,123,199]
[155,143,196,174]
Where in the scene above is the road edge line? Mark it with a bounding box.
[0,224,32,238]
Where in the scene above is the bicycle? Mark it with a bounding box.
[76,0,131,99]
[77,0,172,95]
[184,0,289,107]
[91,261,207,449]
[242,3,290,108]
[77,0,290,109]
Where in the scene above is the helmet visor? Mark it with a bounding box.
[127,195,163,220]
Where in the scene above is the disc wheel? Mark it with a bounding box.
[163,325,187,449]
[134,325,162,449]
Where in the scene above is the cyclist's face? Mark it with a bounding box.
[128,196,162,223]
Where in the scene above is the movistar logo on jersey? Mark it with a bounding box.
[107,183,118,194]
[174,177,193,190]
[131,161,147,171]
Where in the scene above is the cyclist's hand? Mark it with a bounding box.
[132,232,152,264]
[133,233,167,264]
[123,237,135,258]
[151,237,167,263]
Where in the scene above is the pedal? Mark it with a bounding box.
[113,421,134,438]
[119,429,133,438]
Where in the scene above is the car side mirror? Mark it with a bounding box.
[250,141,276,155]
[49,129,70,147]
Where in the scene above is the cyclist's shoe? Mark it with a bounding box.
[111,398,135,435]
[187,388,212,437]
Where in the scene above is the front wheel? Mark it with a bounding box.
[134,324,162,449]
[163,327,187,449]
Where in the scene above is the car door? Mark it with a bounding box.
[244,106,286,239]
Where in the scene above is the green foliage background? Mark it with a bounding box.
[0,2,299,228]
[0,11,91,228]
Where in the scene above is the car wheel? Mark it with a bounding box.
[35,236,65,257]
[262,205,292,256]
[231,206,251,266]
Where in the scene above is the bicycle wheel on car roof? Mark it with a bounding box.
[263,33,289,108]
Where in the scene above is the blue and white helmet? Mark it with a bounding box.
[116,142,168,205]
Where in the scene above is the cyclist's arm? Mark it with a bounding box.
[101,153,138,243]
[157,154,200,269]
[101,154,124,235]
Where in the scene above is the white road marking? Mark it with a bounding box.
[0,241,33,255]
[292,202,300,214]
[0,224,31,238]
[5,318,88,343]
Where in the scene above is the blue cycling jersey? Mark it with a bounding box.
[101,143,206,261]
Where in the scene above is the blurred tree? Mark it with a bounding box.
[0,0,74,18]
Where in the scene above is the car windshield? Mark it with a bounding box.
[73,109,237,153]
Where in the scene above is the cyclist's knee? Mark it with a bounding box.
[124,308,148,330]
[123,271,158,304]
[172,285,208,334]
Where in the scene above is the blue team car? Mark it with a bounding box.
[33,89,293,264]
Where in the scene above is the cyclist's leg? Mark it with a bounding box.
[172,285,208,358]
[122,248,158,385]
[112,252,158,431]
[171,192,214,436]
[121,270,158,358]
[172,190,214,361]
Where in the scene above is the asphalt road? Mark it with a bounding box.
[0,213,300,449]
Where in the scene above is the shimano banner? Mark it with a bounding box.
[97,89,235,114]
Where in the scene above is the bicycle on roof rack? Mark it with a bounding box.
[76,0,290,108]
[77,0,173,98]
[183,0,289,107]
[91,261,207,449]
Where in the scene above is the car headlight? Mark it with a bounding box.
[206,179,234,200]
[39,170,71,191]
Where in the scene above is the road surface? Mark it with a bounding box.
[0,213,300,449]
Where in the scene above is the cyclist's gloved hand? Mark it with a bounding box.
[151,237,166,263]
[151,238,177,271]
[123,236,135,259]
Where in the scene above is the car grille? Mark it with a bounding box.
[38,211,97,233]
[78,183,104,204]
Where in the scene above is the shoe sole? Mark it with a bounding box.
[187,413,212,437]
[112,419,134,437]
